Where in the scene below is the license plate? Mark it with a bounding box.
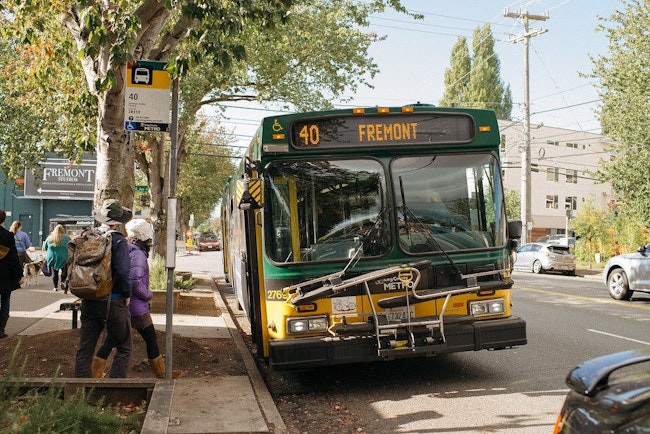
[383,307,415,322]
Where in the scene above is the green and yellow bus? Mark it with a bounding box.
[222,104,525,370]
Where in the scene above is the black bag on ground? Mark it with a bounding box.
[42,260,51,277]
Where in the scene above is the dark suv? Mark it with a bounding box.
[554,349,650,433]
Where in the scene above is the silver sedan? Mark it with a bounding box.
[603,244,650,300]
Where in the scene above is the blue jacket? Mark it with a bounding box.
[14,230,31,253]
[110,231,131,299]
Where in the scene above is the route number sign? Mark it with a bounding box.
[124,60,171,132]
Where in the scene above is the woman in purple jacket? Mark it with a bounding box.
[123,219,182,379]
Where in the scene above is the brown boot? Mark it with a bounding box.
[91,356,107,378]
[0,315,8,339]
[149,355,183,379]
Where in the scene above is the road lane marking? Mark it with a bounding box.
[515,286,650,312]
[587,329,650,346]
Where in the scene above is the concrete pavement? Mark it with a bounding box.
[5,251,287,434]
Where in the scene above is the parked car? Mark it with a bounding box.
[198,234,221,251]
[603,244,650,300]
[513,242,576,275]
[554,348,650,433]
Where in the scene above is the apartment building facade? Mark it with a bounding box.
[498,120,614,241]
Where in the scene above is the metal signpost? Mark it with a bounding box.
[124,60,177,379]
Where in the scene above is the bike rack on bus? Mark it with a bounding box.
[286,262,487,358]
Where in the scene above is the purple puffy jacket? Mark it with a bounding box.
[128,242,152,317]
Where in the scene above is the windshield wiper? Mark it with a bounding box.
[399,176,464,278]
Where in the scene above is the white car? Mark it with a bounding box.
[513,242,576,275]
[603,244,650,300]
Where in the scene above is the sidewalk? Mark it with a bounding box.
[11,270,286,434]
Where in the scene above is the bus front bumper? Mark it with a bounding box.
[268,317,527,370]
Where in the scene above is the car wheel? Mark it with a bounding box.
[532,260,544,274]
[607,269,633,300]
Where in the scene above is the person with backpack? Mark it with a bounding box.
[0,210,25,338]
[73,199,133,378]
[95,218,182,379]
[42,224,71,292]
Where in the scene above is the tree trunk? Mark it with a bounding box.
[145,135,170,258]
[95,69,135,212]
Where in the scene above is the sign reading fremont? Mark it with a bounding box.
[24,158,96,200]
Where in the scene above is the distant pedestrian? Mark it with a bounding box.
[0,210,26,338]
[96,219,182,379]
[9,220,32,268]
[42,224,71,292]
[74,199,133,379]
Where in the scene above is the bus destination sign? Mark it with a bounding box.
[291,114,474,149]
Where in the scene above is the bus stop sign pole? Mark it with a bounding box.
[164,76,179,380]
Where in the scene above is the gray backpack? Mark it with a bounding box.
[61,229,113,300]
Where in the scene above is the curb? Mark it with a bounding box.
[208,277,288,434]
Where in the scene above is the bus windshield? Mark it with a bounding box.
[265,159,390,263]
[264,153,505,264]
[392,153,505,253]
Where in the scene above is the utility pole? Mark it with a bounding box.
[504,8,548,244]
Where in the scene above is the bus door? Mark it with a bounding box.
[237,175,265,351]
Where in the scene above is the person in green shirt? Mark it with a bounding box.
[43,224,71,292]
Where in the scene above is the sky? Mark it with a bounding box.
[214,0,621,155]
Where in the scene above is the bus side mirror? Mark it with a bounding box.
[237,178,264,210]
[507,220,522,239]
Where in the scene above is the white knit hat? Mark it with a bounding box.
[125,219,153,241]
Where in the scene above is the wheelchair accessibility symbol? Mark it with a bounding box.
[125,122,137,131]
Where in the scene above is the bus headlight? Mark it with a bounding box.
[469,299,505,317]
[287,316,329,334]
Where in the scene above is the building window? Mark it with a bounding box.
[566,169,578,184]
[565,196,577,211]
[546,195,558,209]
[566,142,579,148]
[547,140,559,146]
[546,167,559,182]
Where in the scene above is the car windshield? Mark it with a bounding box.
[547,245,571,255]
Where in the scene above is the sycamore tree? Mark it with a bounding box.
[1,0,412,253]
[439,24,512,119]
[590,0,650,225]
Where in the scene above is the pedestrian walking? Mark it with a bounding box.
[9,220,32,268]
[74,199,133,378]
[42,224,71,292]
[0,210,26,338]
[95,218,182,379]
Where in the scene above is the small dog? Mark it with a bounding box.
[24,260,44,286]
